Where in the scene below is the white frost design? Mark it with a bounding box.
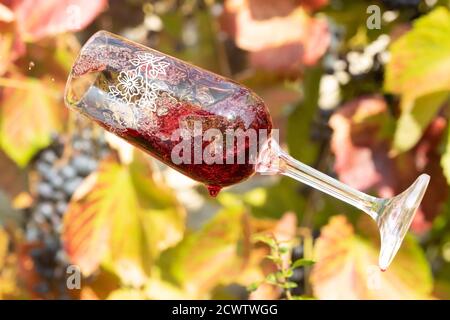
[107,51,173,129]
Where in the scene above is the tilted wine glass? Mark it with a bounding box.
[64,31,430,270]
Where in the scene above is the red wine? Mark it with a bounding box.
[65,31,272,195]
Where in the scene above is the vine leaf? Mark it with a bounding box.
[329,96,448,232]
[310,216,433,299]
[11,0,108,41]
[0,76,64,167]
[158,202,251,298]
[394,91,449,153]
[441,127,450,186]
[221,0,329,73]
[385,7,450,152]
[62,155,185,286]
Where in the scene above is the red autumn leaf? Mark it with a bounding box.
[9,0,108,41]
[298,0,328,11]
[221,0,330,73]
[329,96,448,232]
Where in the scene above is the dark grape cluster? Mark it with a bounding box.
[288,243,306,296]
[286,230,321,298]
[24,123,111,299]
[381,0,421,9]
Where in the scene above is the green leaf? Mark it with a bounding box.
[252,234,276,248]
[265,273,277,285]
[441,126,450,185]
[385,7,450,152]
[62,155,185,286]
[393,91,449,152]
[291,258,315,269]
[283,268,294,278]
[385,7,450,99]
[0,77,63,166]
[247,282,260,292]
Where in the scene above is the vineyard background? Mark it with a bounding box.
[1,0,450,299]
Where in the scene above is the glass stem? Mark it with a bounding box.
[277,149,385,221]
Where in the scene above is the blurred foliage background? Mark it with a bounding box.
[0,0,450,300]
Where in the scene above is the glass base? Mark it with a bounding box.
[377,174,430,270]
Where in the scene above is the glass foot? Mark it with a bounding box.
[377,174,430,270]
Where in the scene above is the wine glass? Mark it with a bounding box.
[64,31,430,271]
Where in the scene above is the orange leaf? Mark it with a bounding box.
[11,0,108,41]
[221,0,329,73]
[62,157,185,285]
[329,96,448,232]
[0,3,14,22]
[310,215,433,299]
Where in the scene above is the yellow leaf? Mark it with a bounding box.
[0,76,64,166]
[62,156,185,286]
[310,215,433,299]
[159,205,250,297]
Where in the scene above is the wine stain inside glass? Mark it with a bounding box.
[65,31,273,197]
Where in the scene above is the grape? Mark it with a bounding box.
[292,244,304,261]
[33,282,50,294]
[381,0,421,9]
[60,165,77,179]
[71,155,96,176]
[25,124,112,299]
[37,202,55,218]
[37,183,54,200]
[55,201,68,215]
[49,174,64,189]
[291,268,304,283]
[36,162,52,176]
[41,150,57,164]
[52,191,66,202]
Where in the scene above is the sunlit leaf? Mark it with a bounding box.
[144,277,193,300]
[11,0,108,41]
[78,268,121,300]
[441,126,450,186]
[329,96,395,192]
[310,215,433,299]
[393,91,449,153]
[0,226,7,270]
[329,96,448,232]
[0,76,64,167]
[0,3,14,22]
[158,204,250,298]
[62,155,185,286]
[291,258,314,269]
[385,7,450,152]
[0,226,29,299]
[221,0,329,72]
[299,0,329,11]
[106,288,147,300]
[0,150,26,200]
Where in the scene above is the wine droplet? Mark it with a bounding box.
[207,185,221,197]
